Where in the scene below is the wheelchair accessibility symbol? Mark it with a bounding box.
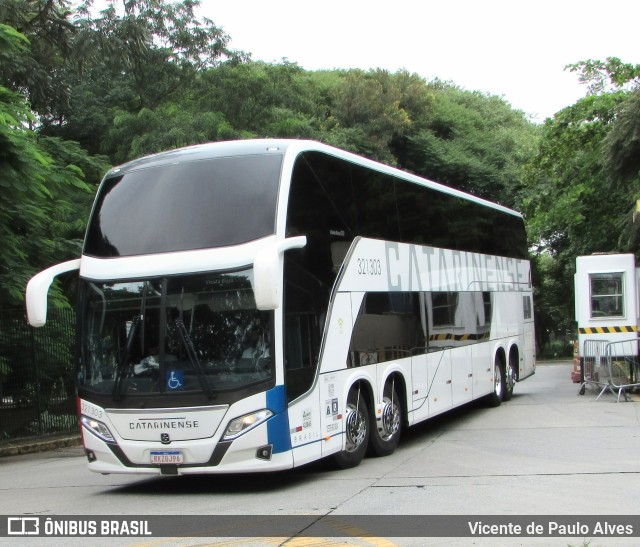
[167,370,184,390]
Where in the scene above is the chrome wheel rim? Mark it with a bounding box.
[506,359,516,391]
[494,363,503,398]
[380,397,400,441]
[345,403,367,452]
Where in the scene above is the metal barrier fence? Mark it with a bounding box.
[579,339,609,396]
[579,337,640,401]
[602,338,640,402]
[0,308,77,440]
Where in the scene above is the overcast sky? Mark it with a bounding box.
[199,0,639,121]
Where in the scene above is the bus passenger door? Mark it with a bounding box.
[427,349,452,418]
[410,292,429,424]
[450,347,473,407]
[522,293,535,377]
[283,262,329,466]
[410,351,429,424]
[318,291,355,457]
[423,291,453,417]
[472,339,493,398]
[450,292,476,406]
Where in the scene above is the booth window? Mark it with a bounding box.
[590,273,624,318]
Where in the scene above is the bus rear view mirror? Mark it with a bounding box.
[253,236,307,310]
[26,259,81,327]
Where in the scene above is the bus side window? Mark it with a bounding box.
[523,295,532,319]
[349,292,421,366]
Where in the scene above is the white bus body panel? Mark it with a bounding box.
[410,353,429,424]
[451,347,473,408]
[523,315,536,377]
[426,350,452,418]
[77,235,533,474]
[80,391,295,475]
[472,342,493,396]
[320,237,533,429]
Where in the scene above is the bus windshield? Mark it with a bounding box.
[84,153,282,257]
[78,270,274,400]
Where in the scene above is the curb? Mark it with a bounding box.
[0,434,82,458]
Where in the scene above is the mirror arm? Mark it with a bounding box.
[26,259,81,327]
[253,236,307,310]
[276,236,307,254]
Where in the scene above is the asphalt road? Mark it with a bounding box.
[0,361,639,546]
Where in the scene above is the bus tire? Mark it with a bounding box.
[503,351,517,401]
[486,359,504,407]
[331,387,369,469]
[368,384,402,457]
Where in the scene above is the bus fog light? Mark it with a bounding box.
[223,409,273,440]
[81,415,116,444]
[256,445,273,460]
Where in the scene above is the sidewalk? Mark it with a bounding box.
[0,432,81,458]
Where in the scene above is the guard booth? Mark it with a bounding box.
[574,254,640,394]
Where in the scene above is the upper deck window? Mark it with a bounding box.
[84,154,282,257]
[285,151,528,264]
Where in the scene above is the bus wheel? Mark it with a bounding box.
[368,384,402,457]
[486,359,504,407]
[331,387,369,469]
[503,352,517,401]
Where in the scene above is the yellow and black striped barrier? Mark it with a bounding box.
[578,325,638,335]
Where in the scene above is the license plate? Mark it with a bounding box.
[151,451,184,464]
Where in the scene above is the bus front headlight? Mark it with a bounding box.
[81,415,116,444]
[223,409,273,441]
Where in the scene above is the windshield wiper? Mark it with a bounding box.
[174,318,215,400]
[113,315,141,401]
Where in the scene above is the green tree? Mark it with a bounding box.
[567,58,640,208]
[522,60,637,349]
[323,69,411,163]
[0,24,109,308]
[103,104,239,164]
[566,57,640,190]
[75,0,235,108]
[0,0,78,124]
[602,89,640,252]
[522,92,627,258]
[194,61,324,137]
[44,0,238,157]
[396,82,537,207]
[604,89,640,191]
[566,57,640,95]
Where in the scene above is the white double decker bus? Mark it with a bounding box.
[26,139,535,475]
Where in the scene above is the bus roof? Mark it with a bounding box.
[106,139,522,219]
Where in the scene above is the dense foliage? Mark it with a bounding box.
[521,59,640,351]
[1,0,639,357]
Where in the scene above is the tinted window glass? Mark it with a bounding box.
[283,258,329,401]
[78,271,275,402]
[288,152,528,264]
[396,178,528,258]
[432,292,458,326]
[85,154,282,257]
[286,153,356,287]
[350,167,400,241]
[348,290,495,359]
[349,292,422,367]
[426,291,493,349]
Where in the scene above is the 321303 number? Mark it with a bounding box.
[357,258,382,276]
